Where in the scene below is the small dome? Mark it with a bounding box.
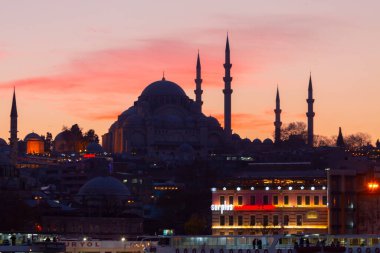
[252,138,262,144]
[263,138,274,144]
[0,138,7,146]
[54,130,74,142]
[206,116,221,128]
[232,133,241,141]
[24,132,43,142]
[242,138,251,144]
[78,176,130,197]
[140,79,187,98]
[86,142,104,154]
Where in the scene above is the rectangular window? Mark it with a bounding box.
[314,196,319,205]
[283,215,289,226]
[220,216,225,226]
[238,196,243,205]
[263,195,269,205]
[238,216,243,226]
[297,196,302,205]
[220,196,225,205]
[322,196,328,205]
[296,215,302,226]
[273,215,279,226]
[305,196,310,205]
[250,215,256,226]
[229,196,234,205]
[250,196,256,205]
[229,215,234,226]
[284,195,289,205]
[273,195,278,205]
[263,215,269,226]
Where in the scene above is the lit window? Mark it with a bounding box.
[238,196,243,205]
[297,196,302,205]
[314,196,319,205]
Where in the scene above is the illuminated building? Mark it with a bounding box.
[328,167,380,234]
[24,132,44,154]
[211,185,328,235]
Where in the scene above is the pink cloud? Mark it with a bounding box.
[211,113,272,131]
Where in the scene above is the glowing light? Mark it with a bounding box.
[265,186,269,191]
[368,182,379,191]
[250,187,255,190]
[288,186,293,190]
[300,186,305,190]
[223,187,226,191]
[121,237,126,242]
[211,187,216,192]
[322,186,326,190]
[83,237,87,241]
[311,186,315,190]
[277,186,281,190]
[236,187,241,191]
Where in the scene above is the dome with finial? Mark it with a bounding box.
[140,79,187,98]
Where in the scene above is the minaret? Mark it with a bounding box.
[194,51,203,113]
[336,127,345,148]
[306,74,315,147]
[223,35,233,135]
[9,88,18,166]
[274,86,282,144]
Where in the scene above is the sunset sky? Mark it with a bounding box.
[0,1,379,143]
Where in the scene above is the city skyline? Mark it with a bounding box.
[0,1,379,142]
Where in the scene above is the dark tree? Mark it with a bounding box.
[281,122,307,141]
[345,132,372,150]
[84,129,99,144]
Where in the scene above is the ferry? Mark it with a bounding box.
[2,233,380,253]
[144,234,380,253]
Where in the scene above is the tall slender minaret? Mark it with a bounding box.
[9,88,18,165]
[274,86,282,144]
[306,74,315,147]
[194,51,203,113]
[223,35,233,135]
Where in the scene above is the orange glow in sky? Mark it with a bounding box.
[0,1,379,143]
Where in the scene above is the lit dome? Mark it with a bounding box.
[24,132,42,141]
[78,176,130,197]
[140,79,187,98]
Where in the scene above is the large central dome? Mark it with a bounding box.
[140,78,187,97]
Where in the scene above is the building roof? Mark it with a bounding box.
[24,132,43,141]
[140,79,187,97]
[78,176,131,197]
